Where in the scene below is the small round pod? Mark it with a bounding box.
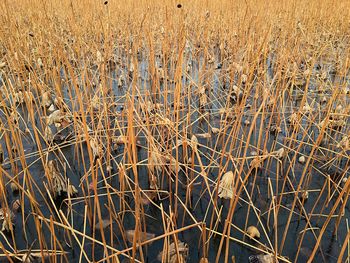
[298,155,306,164]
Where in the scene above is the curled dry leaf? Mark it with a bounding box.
[125,229,155,244]
[218,171,235,199]
[47,160,77,199]
[199,93,208,107]
[250,156,263,169]
[44,126,53,142]
[67,184,78,196]
[42,91,52,108]
[48,104,55,112]
[157,240,188,262]
[0,208,14,232]
[96,50,102,64]
[140,191,157,205]
[91,93,101,110]
[95,219,112,230]
[211,127,220,134]
[149,149,165,174]
[196,132,211,139]
[118,75,125,87]
[22,252,35,263]
[288,112,299,126]
[165,154,180,173]
[246,226,260,239]
[114,135,128,145]
[47,110,63,125]
[190,135,198,151]
[302,101,313,114]
[90,137,102,158]
[275,148,285,159]
[13,91,24,104]
[337,136,349,150]
[249,254,274,263]
[12,199,21,212]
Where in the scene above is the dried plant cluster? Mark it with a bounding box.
[0,0,350,262]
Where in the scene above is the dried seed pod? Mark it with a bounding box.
[246,226,260,239]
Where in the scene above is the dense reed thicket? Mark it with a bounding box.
[0,0,350,262]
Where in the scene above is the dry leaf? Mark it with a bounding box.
[218,171,235,199]
[246,226,260,239]
[125,230,155,244]
[190,135,198,151]
[157,240,188,262]
[196,133,211,139]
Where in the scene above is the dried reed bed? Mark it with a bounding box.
[0,0,350,262]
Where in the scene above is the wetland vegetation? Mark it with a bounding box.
[0,0,350,262]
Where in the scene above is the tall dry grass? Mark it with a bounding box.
[0,0,350,262]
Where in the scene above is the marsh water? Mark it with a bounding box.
[0,48,349,263]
